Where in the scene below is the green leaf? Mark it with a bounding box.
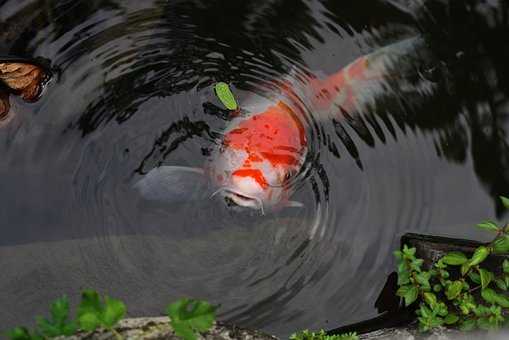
[500,196,509,209]
[461,262,471,276]
[397,270,410,286]
[77,290,125,331]
[404,286,419,306]
[50,296,69,325]
[172,322,198,340]
[402,245,416,257]
[459,319,476,331]
[495,278,508,291]
[468,271,481,284]
[446,281,463,300]
[78,313,100,332]
[167,298,217,340]
[492,235,509,253]
[442,251,468,265]
[78,290,102,317]
[477,220,500,232]
[479,268,494,289]
[423,292,437,307]
[102,297,126,328]
[503,260,509,274]
[481,288,498,304]
[7,327,35,340]
[494,293,509,308]
[415,272,431,290]
[444,313,459,325]
[433,284,442,292]
[34,296,77,337]
[214,82,238,110]
[470,246,490,266]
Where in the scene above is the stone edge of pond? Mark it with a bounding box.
[53,318,509,340]
[55,317,278,340]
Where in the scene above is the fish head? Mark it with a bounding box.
[209,101,307,213]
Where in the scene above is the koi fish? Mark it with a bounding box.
[135,37,432,213]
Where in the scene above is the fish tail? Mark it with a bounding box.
[311,36,436,116]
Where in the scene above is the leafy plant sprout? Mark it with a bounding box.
[395,196,509,332]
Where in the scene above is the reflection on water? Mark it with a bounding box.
[1,0,509,336]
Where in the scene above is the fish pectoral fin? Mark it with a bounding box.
[133,166,208,203]
[284,200,305,208]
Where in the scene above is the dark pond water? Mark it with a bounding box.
[1,0,509,336]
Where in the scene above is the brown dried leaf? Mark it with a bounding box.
[0,62,45,101]
[0,91,12,126]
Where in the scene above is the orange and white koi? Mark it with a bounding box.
[135,37,428,212]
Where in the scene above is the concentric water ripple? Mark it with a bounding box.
[1,0,509,337]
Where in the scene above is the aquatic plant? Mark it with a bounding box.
[289,329,358,340]
[214,82,238,110]
[395,196,509,332]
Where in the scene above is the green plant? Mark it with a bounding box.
[214,82,238,110]
[6,290,126,340]
[76,290,126,339]
[289,329,358,340]
[395,196,509,332]
[166,298,217,340]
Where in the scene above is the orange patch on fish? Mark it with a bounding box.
[224,101,306,171]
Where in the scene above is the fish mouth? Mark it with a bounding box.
[211,187,265,215]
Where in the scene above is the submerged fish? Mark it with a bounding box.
[135,37,434,213]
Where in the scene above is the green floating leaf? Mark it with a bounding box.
[167,298,217,340]
[442,251,468,265]
[470,246,490,266]
[214,82,238,110]
[477,220,500,233]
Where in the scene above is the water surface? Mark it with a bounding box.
[1,0,509,336]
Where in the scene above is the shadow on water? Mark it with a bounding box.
[1,0,509,337]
